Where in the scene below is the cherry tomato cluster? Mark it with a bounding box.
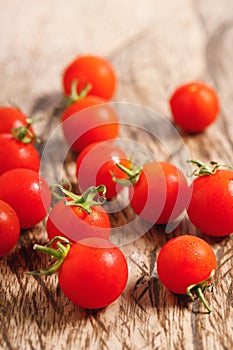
[0,107,52,256]
[0,53,231,314]
[0,56,128,310]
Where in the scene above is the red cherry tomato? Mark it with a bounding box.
[157,235,217,295]
[170,81,219,132]
[58,237,128,309]
[0,106,34,135]
[0,200,20,256]
[187,165,233,236]
[76,141,130,199]
[0,134,40,176]
[0,168,51,229]
[63,55,117,100]
[61,98,119,152]
[128,162,189,224]
[46,197,111,244]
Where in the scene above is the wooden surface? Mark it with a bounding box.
[1,1,233,349]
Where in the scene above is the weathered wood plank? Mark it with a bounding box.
[1,1,233,349]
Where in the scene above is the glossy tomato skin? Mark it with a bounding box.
[0,168,51,229]
[187,169,233,236]
[0,200,20,256]
[46,199,110,243]
[0,106,34,134]
[129,162,189,224]
[63,55,117,100]
[0,134,40,176]
[76,141,130,199]
[170,81,219,132]
[58,237,128,309]
[157,235,217,294]
[61,98,119,152]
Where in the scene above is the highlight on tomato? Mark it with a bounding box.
[47,185,111,243]
[187,160,233,236]
[27,236,128,309]
[0,200,20,257]
[63,55,117,101]
[76,141,131,200]
[157,235,217,312]
[114,160,190,224]
[61,100,119,153]
[0,168,51,229]
[169,81,219,133]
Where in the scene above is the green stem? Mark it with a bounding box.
[66,79,92,106]
[187,159,233,176]
[27,236,71,276]
[113,162,142,186]
[52,184,107,214]
[196,287,212,313]
[11,120,35,144]
[33,244,62,259]
[186,269,215,313]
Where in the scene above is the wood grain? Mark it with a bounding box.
[1,1,233,349]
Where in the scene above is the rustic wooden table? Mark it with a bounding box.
[1,1,233,349]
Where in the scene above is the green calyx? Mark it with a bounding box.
[65,79,92,106]
[112,162,142,186]
[187,159,233,176]
[51,184,107,214]
[186,269,215,313]
[27,236,71,275]
[11,118,35,144]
